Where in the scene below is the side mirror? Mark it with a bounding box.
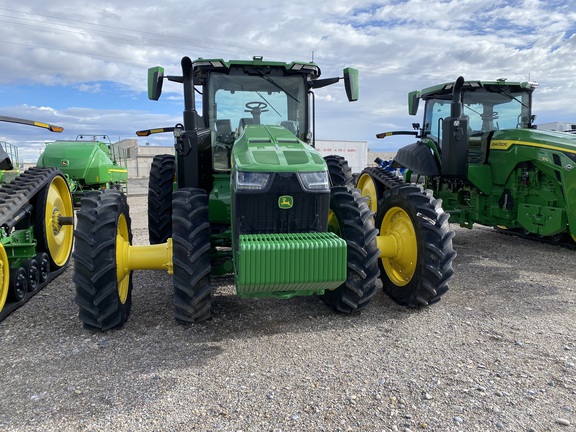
[148,66,165,101]
[408,91,420,115]
[343,67,359,102]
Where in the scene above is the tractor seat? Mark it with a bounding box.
[216,119,232,137]
[281,120,299,135]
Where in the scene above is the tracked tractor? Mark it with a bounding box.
[37,134,128,206]
[73,56,456,331]
[359,76,576,247]
[0,116,74,320]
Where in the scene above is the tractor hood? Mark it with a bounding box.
[490,128,576,156]
[232,125,327,173]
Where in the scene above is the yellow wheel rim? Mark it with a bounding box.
[115,214,130,304]
[380,206,417,286]
[357,173,378,213]
[327,209,341,236]
[45,175,74,267]
[0,244,9,312]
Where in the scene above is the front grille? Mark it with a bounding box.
[232,172,329,235]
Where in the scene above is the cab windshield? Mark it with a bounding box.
[208,73,308,171]
[423,87,532,145]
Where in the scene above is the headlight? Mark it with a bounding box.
[297,171,329,191]
[235,171,271,190]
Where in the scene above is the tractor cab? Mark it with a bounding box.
[398,78,537,178]
[147,56,358,193]
[370,76,576,245]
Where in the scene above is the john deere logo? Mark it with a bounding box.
[278,195,293,209]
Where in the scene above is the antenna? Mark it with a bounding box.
[311,50,314,62]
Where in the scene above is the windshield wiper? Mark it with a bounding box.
[256,70,300,103]
[492,88,528,108]
[256,91,281,116]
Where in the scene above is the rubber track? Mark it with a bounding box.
[359,166,405,192]
[0,167,68,322]
[0,167,62,225]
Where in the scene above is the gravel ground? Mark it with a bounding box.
[0,189,575,432]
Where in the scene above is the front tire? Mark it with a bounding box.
[148,154,175,244]
[322,186,380,313]
[73,190,133,331]
[172,188,212,323]
[376,184,456,306]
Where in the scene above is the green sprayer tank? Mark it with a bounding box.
[37,134,128,206]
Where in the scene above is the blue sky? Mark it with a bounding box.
[1,0,575,162]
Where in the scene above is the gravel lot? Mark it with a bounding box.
[0,188,575,432]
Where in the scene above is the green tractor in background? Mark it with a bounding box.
[73,56,456,331]
[358,77,576,246]
[37,134,128,206]
[0,116,74,320]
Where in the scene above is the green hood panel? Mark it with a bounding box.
[233,125,326,172]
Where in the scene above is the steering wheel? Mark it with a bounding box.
[481,112,499,120]
[245,101,268,112]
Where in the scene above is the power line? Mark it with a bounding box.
[0,7,323,64]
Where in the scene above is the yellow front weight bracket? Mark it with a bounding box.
[116,237,173,284]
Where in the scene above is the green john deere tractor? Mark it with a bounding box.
[37,134,128,206]
[72,56,456,331]
[0,116,74,320]
[358,77,576,246]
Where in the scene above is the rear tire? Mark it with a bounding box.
[376,184,456,306]
[148,154,175,244]
[322,186,380,313]
[73,190,133,331]
[324,155,353,187]
[172,188,212,323]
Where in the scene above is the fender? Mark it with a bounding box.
[393,141,440,176]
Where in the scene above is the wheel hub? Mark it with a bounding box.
[379,206,417,286]
[357,174,378,213]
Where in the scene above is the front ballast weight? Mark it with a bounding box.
[72,185,456,332]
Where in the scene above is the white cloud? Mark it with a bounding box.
[0,0,575,158]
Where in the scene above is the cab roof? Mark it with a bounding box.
[191,56,322,79]
[417,79,538,99]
